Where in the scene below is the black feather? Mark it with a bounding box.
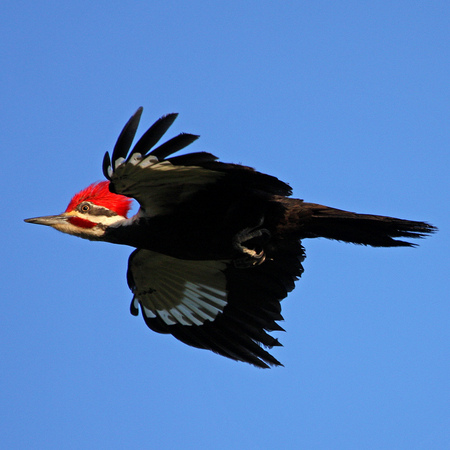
[150,133,200,160]
[129,113,179,160]
[129,239,305,368]
[166,151,218,166]
[111,107,143,164]
[102,151,111,179]
[107,108,436,368]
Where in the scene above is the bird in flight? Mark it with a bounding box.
[25,107,436,368]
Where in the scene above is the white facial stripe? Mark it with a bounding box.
[70,211,127,227]
[93,214,127,226]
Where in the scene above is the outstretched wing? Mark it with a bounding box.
[103,107,292,216]
[127,239,305,368]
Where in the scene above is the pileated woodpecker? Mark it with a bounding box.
[25,107,436,368]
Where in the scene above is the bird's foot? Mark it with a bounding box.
[233,221,270,268]
[233,248,266,268]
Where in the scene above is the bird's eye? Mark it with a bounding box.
[80,203,90,213]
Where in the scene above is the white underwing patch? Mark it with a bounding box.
[130,250,229,326]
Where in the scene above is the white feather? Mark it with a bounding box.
[142,305,156,318]
[130,250,229,327]
[114,157,126,169]
[128,153,142,165]
[139,155,159,169]
[156,309,177,325]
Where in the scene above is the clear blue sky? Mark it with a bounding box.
[1,1,448,449]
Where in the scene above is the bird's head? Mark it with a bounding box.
[25,181,133,240]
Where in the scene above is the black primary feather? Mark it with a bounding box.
[102,151,111,179]
[111,107,143,163]
[149,133,200,160]
[166,152,219,165]
[129,113,179,159]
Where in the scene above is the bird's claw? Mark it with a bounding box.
[233,249,266,268]
[233,219,270,268]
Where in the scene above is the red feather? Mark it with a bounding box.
[68,217,96,228]
[65,181,132,217]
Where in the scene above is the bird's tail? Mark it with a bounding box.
[287,201,437,247]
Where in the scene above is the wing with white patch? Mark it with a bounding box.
[127,239,305,368]
[103,108,224,216]
[103,108,292,216]
[128,249,228,327]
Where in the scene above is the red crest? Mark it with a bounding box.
[65,181,132,217]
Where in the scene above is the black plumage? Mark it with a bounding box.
[26,107,437,368]
[102,109,436,367]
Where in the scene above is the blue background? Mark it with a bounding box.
[1,2,448,448]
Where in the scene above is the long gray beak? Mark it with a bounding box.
[24,214,68,227]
